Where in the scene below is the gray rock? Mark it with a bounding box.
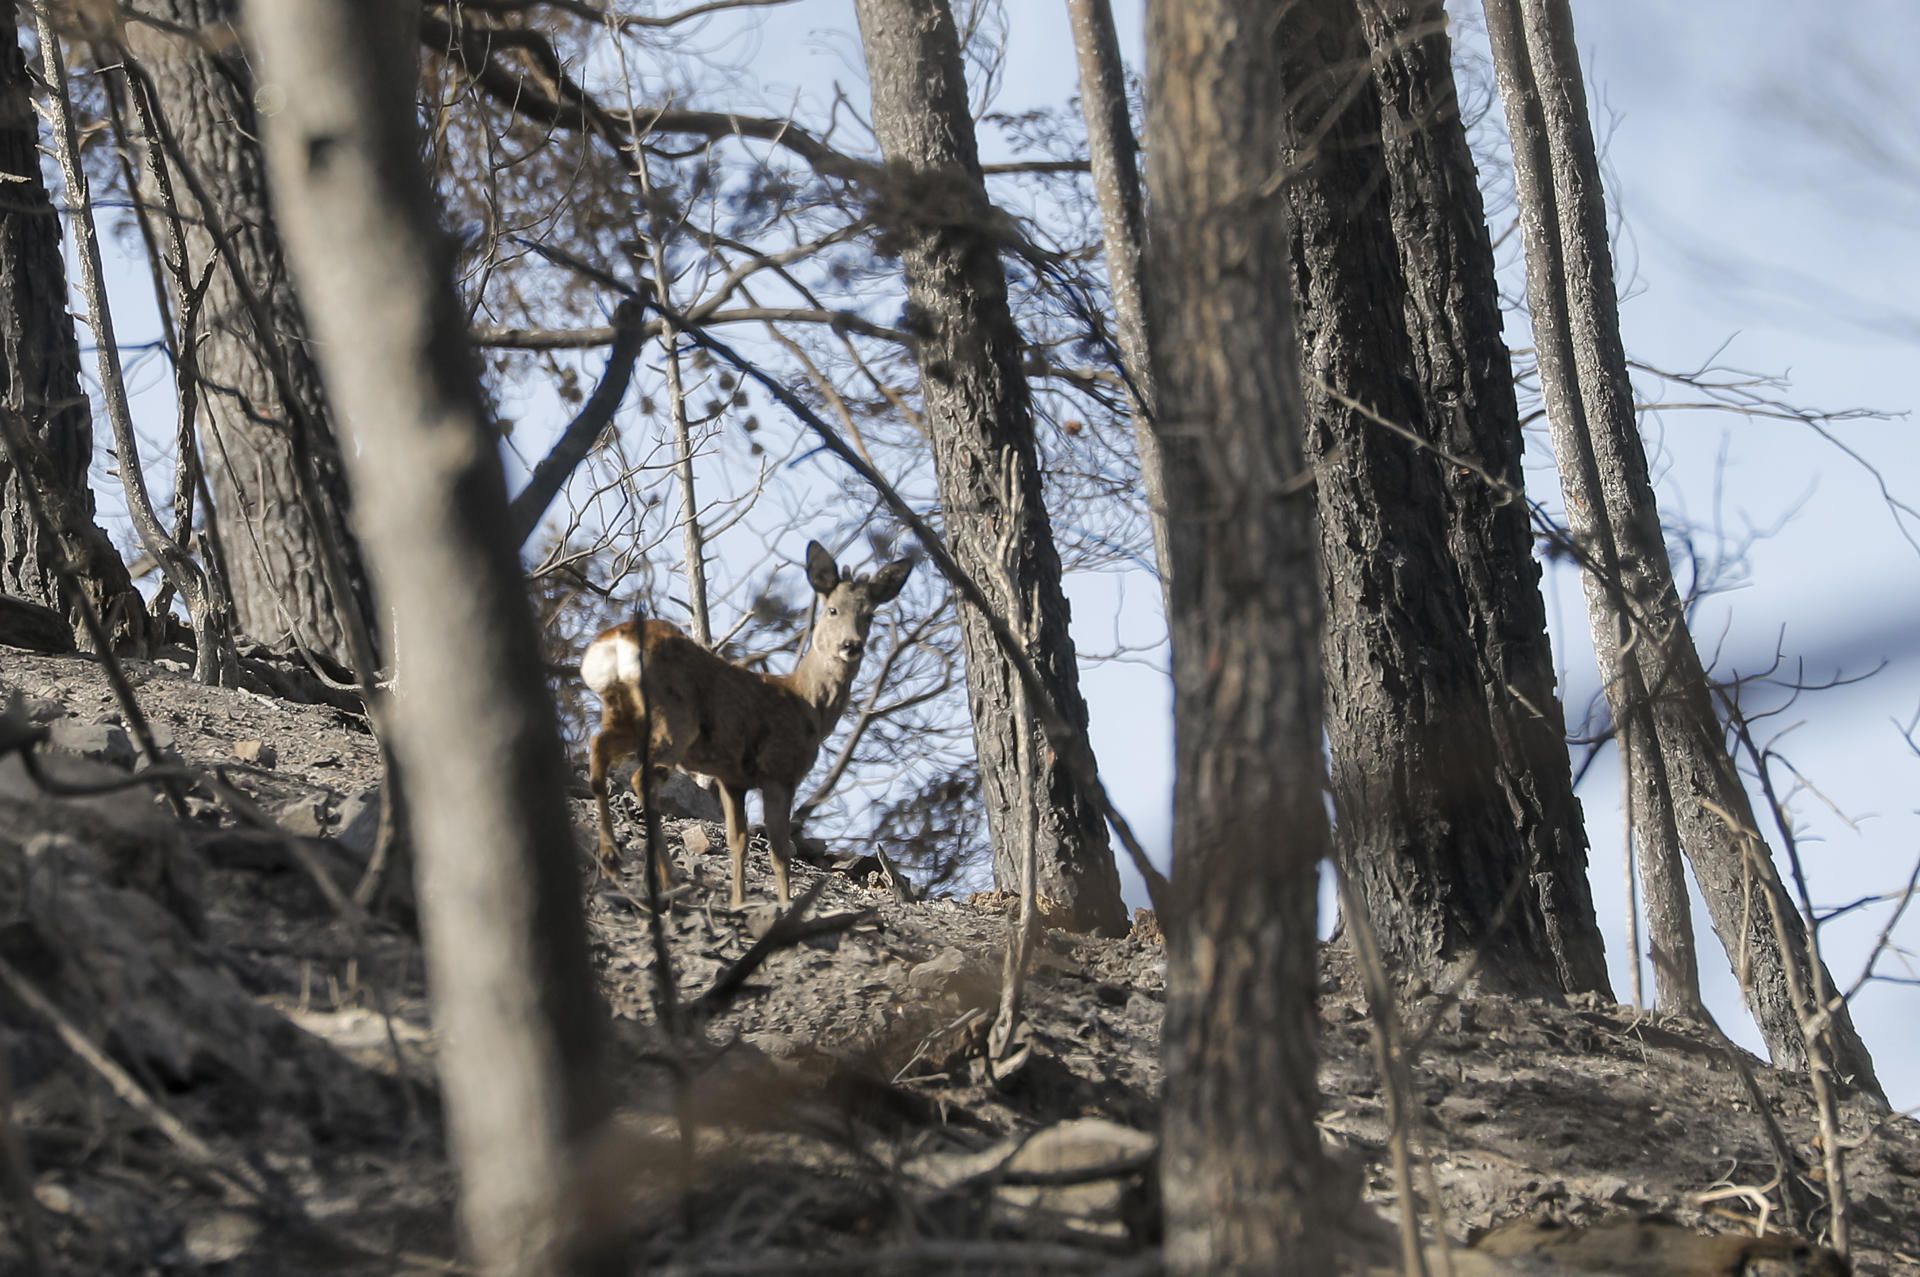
[233,738,277,768]
[334,786,383,857]
[271,792,332,839]
[181,1209,263,1265]
[22,696,66,724]
[46,717,135,769]
[908,1117,1157,1243]
[996,1118,1157,1241]
[906,946,998,1010]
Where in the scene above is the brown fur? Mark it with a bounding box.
[585,542,912,906]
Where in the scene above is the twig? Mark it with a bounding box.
[988,450,1039,1083]
[1335,863,1436,1277]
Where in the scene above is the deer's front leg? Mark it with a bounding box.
[718,781,750,909]
[761,781,796,907]
[588,726,630,875]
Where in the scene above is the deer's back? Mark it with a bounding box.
[584,619,824,790]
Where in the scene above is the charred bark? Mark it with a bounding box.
[1354,0,1610,996]
[0,9,147,650]
[1279,0,1565,995]
[853,0,1126,935]
[1145,0,1355,1266]
[122,0,371,671]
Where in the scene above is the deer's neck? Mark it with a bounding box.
[786,639,857,730]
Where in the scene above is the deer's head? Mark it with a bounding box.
[804,540,913,669]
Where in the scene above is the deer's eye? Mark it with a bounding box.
[827,607,839,617]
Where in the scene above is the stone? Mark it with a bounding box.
[233,739,276,768]
[334,786,382,857]
[995,1118,1158,1240]
[680,825,712,858]
[22,697,66,724]
[905,946,997,1010]
[180,1209,263,1265]
[271,792,332,839]
[907,1118,1157,1244]
[33,1182,74,1215]
[45,718,135,769]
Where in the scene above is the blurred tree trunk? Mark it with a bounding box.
[1064,0,1172,610]
[1354,0,1611,997]
[852,0,1127,936]
[0,8,148,651]
[1144,0,1354,1269]
[123,0,372,672]
[249,2,614,1271]
[1276,0,1568,995]
[1486,0,1883,1102]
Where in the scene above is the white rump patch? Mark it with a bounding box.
[581,633,642,698]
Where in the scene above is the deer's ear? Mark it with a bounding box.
[868,557,914,603]
[804,541,840,595]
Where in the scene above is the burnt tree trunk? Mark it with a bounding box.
[1354,0,1610,997]
[1278,0,1565,995]
[1486,0,1882,1101]
[0,9,147,650]
[250,1,613,1270]
[1064,0,1172,609]
[1144,0,1355,1267]
[853,0,1127,935]
[124,0,371,671]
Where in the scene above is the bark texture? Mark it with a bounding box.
[0,10,146,649]
[249,2,613,1271]
[1064,0,1172,606]
[1354,0,1610,996]
[1486,0,1881,1100]
[1278,0,1565,995]
[853,0,1126,935]
[1145,0,1353,1269]
[125,0,370,670]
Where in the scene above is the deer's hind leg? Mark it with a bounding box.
[588,719,634,875]
[630,765,678,894]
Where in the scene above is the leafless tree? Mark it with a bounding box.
[1275,0,1601,996]
[31,2,236,685]
[1355,0,1615,999]
[1484,0,1883,1102]
[1145,0,1355,1268]
[119,0,374,673]
[1064,0,1170,606]
[0,6,148,652]
[248,3,612,1271]
[853,0,1127,934]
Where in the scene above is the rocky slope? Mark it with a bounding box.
[0,648,1913,1274]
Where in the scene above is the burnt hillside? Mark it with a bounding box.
[0,649,1913,1275]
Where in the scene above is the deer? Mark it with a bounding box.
[581,541,913,908]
